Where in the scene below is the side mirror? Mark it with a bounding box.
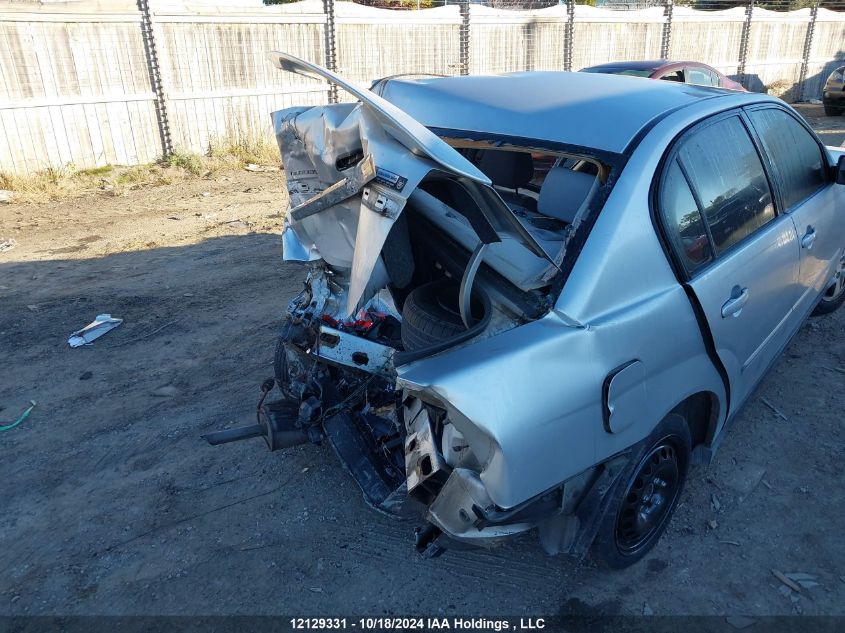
[837,155,845,185]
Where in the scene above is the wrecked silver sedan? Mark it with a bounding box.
[207,54,845,568]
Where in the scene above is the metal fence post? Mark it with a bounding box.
[797,0,819,102]
[660,0,673,61]
[459,0,470,76]
[138,0,172,157]
[323,0,339,103]
[737,0,755,87]
[564,0,575,72]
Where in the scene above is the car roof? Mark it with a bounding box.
[376,71,740,155]
[582,60,668,72]
[582,60,717,73]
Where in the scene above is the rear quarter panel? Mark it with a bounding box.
[398,93,779,510]
[553,96,773,462]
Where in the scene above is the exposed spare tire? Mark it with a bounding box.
[400,278,488,351]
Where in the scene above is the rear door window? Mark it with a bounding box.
[747,108,827,211]
[678,116,775,255]
[660,160,713,273]
[685,67,718,86]
[659,70,684,83]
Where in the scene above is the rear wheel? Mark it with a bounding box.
[812,252,845,316]
[591,414,691,569]
[823,104,843,116]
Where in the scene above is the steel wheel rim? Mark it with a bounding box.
[821,254,845,303]
[615,439,682,556]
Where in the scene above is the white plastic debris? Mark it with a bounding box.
[0,238,16,252]
[0,190,14,203]
[68,314,123,347]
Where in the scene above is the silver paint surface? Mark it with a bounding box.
[272,54,845,532]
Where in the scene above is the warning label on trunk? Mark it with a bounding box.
[375,167,408,192]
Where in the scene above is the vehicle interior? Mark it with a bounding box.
[404,147,603,291]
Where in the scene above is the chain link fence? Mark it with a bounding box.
[1,0,844,173]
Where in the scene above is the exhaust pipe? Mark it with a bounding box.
[202,378,309,451]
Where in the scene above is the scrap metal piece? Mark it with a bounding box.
[314,325,395,375]
[289,154,376,222]
[67,314,123,347]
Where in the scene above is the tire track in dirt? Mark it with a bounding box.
[325,523,574,592]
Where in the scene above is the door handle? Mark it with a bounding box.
[721,286,749,318]
[801,226,817,250]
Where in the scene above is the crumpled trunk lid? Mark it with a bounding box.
[268,52,556,317]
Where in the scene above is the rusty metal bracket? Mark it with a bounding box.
[314,324,395,376]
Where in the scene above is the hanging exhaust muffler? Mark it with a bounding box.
[202,378,308,451]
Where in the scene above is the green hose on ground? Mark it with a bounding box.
[0,401,36,432]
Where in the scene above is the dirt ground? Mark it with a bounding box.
[800,103,845,148]
[1,106,844,619]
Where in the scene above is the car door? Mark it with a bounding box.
[658,112,802,415]
[745,106,843,314]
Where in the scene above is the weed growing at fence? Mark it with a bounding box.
[163,151,206,175]
[0,168,79,204]
[0,137,281,204]
[208,136,281,168]
[0,163,177,203]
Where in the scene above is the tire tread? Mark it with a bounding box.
[400,280,467,350]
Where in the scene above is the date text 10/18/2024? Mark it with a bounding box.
[290,618,546,631]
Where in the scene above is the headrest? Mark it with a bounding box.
[477,150,534,191]
[538,167,596,224]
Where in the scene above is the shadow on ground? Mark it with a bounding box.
[1,232,844,617]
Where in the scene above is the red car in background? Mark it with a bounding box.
[581,60,747,91]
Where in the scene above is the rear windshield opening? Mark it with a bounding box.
[434,143,604,236]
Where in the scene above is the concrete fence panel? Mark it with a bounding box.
[0,1,160,173]
[153,0,329,153]
[804,8,845,102]
[744,8,810,100]
[468,6,568,74]
[571,6,664,72]
[335,3,461,86]
[668,7,745,80]
[2,0,845,175]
